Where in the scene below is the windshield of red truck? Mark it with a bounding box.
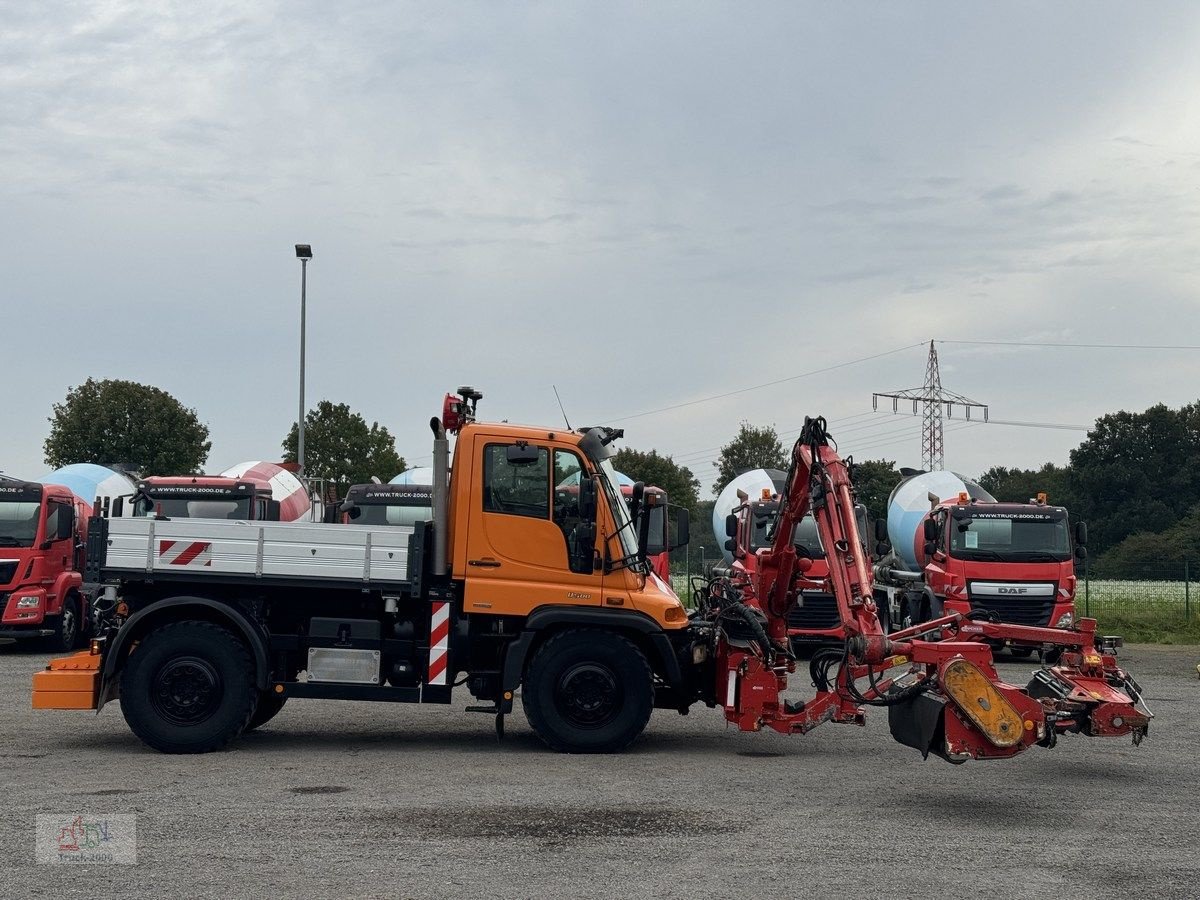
[949,510,1070,562]
[750,512,826,557]
[0,501,40,547]
[135,496,253,520]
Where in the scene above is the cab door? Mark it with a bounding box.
[462,442,603,616]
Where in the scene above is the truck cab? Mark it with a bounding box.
[724,494,871,646]
[919,497,1083,631]
[133,477,282,521]
[0,477,88,649]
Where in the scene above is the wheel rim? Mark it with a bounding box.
[554,662,623,729]
[151,656,223,726]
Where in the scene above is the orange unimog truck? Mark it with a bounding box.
[34,388,692,752]
[35,390,1149,766]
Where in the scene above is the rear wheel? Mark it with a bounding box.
[244,690,288,732]
[119,621,257,754]
[522,629,654,753]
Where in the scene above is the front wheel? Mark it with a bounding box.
[522,629,654,753]
[119,621,257,754]
[41,596,80,653]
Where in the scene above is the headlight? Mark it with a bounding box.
[15,595,41,609]
[1055,612,1074,628]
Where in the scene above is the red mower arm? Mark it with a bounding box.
[708,416,1151,762]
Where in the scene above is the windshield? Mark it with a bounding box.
[136,496,252,520]
[949,511,1071,561]
[0,501,41,547]
[599,459,640,565]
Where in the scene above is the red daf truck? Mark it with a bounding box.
[873,472,1086,656]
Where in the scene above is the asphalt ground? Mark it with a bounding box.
[0,641,1196,899]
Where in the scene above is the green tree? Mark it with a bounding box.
[1093,504,1200,579]
[44,378,211,474]
[978,463,1073,507]
[851,458,901,521]
[283,401,406,492]
[712,422,788,495]
[1067,401,1200,554]
[612,447,700,512]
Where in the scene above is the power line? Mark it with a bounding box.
[600,342,927,423]
[942,339,1200,351]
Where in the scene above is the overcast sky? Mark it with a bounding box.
[3,2,1200,493]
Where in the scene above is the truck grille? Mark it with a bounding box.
[0,561,16,586]
[968,596,1055,628]
[787,592,842,632]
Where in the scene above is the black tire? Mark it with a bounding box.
[119,621,257,754]
[244,690,288,732]
[522,629,654,754]
[41,595,80,653]
[874,591,890,634]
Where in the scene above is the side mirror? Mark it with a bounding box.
[724,538,735,552]
[505,443,541,466]
[670,506,689,551]
[111,497,124,518]
[874,519,888,542]
[1074,521,1087,547]
[265,500,282,521]
[1075,545,1087,560]
[923,518,938,541]
[629,481,645,528]
[725,513,739,538]
[875,541,889,557]
[924,540,937,557]
[578,476,597,519]
[56,508,75,541]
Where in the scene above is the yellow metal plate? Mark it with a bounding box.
[941,658,1024,748]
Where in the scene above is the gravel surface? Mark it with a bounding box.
[1,641,1196,899]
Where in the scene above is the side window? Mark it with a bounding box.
[42,503,62,542]
[553,450,594,575]
[483,444,549,519]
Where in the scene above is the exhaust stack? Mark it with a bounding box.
[429,417,449,577]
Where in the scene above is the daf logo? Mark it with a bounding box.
[998,587,1028,594]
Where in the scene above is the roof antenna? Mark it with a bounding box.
[552,385,573,430]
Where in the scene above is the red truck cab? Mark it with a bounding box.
[724,495,871,646]
[0,477,89,649]
[917,498,1082,631]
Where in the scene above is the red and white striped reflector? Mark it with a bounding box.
[157,540,213,567]
[427,601,450,686]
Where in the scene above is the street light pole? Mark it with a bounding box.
[295,245,313,476]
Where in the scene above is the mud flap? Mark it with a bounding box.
[888,692,949,761]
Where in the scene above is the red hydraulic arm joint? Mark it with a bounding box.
[711,416,1152,762]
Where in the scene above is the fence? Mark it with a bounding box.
[1079,559,1193,622]
[671,551,1196,624]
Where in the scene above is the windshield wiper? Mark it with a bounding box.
[959,548,1005,561]
[1007,551,1063,562]
[0,535,25,546]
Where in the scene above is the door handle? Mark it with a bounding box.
[468,558,502,568]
